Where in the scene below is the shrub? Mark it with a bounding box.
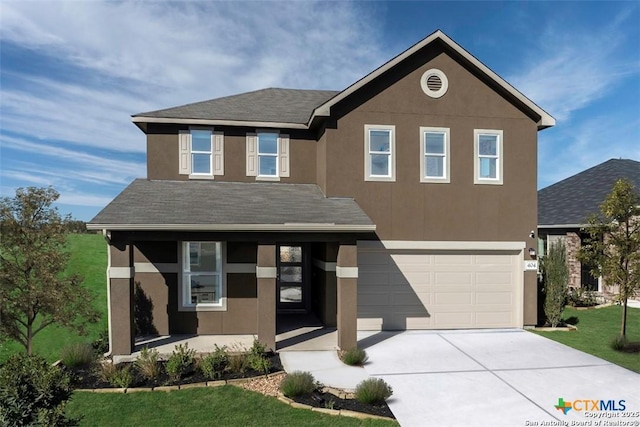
[610,335,628,351]
[166,343,196,381]
[227,353,249,374]
[341,347,369,366]
[0,353,77,426]
[250,338,267,358]
[200,345,229,380]
[135,346,161,380]
[542,240,569,327]
[567,287,598,307]
[249,354,271,375]
[355,378,393,404]
[92,329,109,355]
[279,371,316,397]
[60,342,96,367]
[98,362,133,388]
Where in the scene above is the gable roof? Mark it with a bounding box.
[132,30,555,131]
[87,179,375,232]
[133,88,338,129]
[538,159,640,227]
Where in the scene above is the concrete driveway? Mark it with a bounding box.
[360,329,640,427]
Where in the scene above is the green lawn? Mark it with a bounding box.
[67,386,397,427]
[532,305,640,373]
[0,233,108,363]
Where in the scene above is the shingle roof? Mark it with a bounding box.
[88,179,374,231]
[133,88,338,125]
[538,159,640,226]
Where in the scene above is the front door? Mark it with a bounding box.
[277,244,308,312]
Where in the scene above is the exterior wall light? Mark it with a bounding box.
[528,248,537,258]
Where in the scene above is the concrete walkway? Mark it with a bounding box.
[279,350,369,391]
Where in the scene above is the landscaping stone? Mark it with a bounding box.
[206,380,226,387]
[125,387,153,393]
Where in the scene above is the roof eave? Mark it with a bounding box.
[308,30,556,130]
[87,223,376,232]
[538,223,589,229]
[131,116,308,130]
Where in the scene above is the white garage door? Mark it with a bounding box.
[357,244,523,330]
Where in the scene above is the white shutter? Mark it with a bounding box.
[178,130,191,175]
[279,134,290,178]
[213,131,224,176]
[246,133,257,176]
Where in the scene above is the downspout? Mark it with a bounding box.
[102,229,113,357]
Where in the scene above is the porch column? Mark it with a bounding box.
[336,244,358,350]
[257,245,276,350]
[108,242,135,355]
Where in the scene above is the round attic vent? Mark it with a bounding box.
[421,69,448,98]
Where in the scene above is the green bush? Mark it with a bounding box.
[542,240,569,327]
[0,353,77,426]
[98,362,134,388]
[134,347,161,380]
[340,347,369,366]
[279,371,316,397]
[227,353,249,374]
[92,329,109,355]
[200,345,229,380]
[250,338,267,357]
[610,335,628,351]
[567,287,598,307]
[60,342,96,367]
[355,378,393,404]
[249,354,271,375]
[166,343,196,381]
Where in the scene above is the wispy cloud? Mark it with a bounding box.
[508,9,639,122]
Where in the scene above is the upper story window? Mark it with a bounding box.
[180,241,225,311]
[258,132,278,177]
[474,129,503,185]
[246,131,290,181]
[178,128,224,178]
[420,127,450,183]
[364,124,395,182]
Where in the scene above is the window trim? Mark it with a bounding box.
[364,124,396,182]
[474,129,503,185]
[257,131,279,180]
[178,241,227,312]
[420,126,450,183]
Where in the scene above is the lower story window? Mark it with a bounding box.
[182,241,222,307]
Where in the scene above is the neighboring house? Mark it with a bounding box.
[88,30,555,356]
[538,158,640,292]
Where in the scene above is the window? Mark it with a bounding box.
[191,130,212,174]
[420,127,450,183]
[474,129,503,185]
[258,132,278,177]
[246,132,290,180]
[181,242,224,309]
[364,124,395,182]
[178,129,224,178]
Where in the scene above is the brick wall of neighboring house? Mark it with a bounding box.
[566,232,581,288]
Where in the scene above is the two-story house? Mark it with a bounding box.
[88,30,555,356]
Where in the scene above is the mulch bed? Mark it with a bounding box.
[64,352,395,419]
[292,390,395,419]
[65,352,283,390]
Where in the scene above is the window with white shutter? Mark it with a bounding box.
[246,131,289,180]
[178,128,224,178]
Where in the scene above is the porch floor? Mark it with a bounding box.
[276,313,338,351]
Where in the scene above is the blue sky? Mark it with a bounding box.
[1,1,638,221]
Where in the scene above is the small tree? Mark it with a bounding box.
[543,239,569,327]
[578,179,640,339]
[0,187,99,355]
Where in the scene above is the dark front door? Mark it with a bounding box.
[277,244,309,312]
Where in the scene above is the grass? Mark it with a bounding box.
[532,305,640,373]
[0,233,108,363]
[66,386,398,426]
